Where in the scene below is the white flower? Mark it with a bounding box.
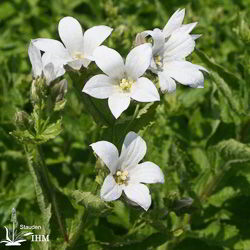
[32,16,113,71]
[136,9,207,93]
[91,131,164,211]
[82,44,160,119]
[28,41,64,84]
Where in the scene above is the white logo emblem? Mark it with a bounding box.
[0,208,33,246]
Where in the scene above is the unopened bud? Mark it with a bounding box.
[51,79,68,102]
[31,77,46,103]
[15,111,31,130]
[135,32,147,46]
[173,197,194,215]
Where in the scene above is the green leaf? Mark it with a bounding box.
[208,186,238,207]
[195,49,242,89]
[192,221,239,248]
[10,130,36,144]
[211,73,243,123]
[216,139,250,160]
[234,240,250,250]
[37,119,63,143]
[0,2,15,20]
[71,190,109,215]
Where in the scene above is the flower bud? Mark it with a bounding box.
[31,77,46,103]
[134,33,146,46]
[15,111,32,131]
[172,197,194,215]
[51,79,68,102]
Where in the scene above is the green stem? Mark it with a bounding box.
[25,145,68,242]
[117,104,140,146]
[64,182,99,249]
[38,146,69,243]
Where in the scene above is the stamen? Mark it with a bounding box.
[123,170,128,176]
[115,170,129,185]
[121,175,127,181]
[119,78,135,91]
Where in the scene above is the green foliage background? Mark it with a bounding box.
[1,0,250,249]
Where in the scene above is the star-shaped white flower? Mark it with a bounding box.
[82,44,160,119]
[32,16,113,71]
[28,41,64,84]
[91,131,164,211]
[136,9,207,93]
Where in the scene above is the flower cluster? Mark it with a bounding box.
[27,9,206,211]
[29,9,206,119]
[135,9,208,93]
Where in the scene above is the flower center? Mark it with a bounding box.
[73,51,84,60]
[119,78,135,91]
[115,170,129,185]
[154,55,163,67]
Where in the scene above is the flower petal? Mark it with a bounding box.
[124,183,151,211]
[84,25,113,57]
[28,41,43,77]
[164,60,205,87]
[67,59,91,70]
[108,93,130,119]
[32,38,70,61]
[83,74,117,99]
[101,175,122,201]
[42,52,67,71]
[129,161,164,184]
[158,71,176,93]
[42,53,65,79]
[130,77,160,102]
[43,63,56,84]
[125,43,152,79]
[178,22,198,34]
[93,46,125,79]
[90,141,119,174]
[163,9,185,38]
[58,16,84,55]
[120,132,147,170]
[192,34,202,40]
[163,31,195,61]
[142,29,165,55]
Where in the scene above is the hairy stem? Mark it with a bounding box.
[25,145,68,242]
